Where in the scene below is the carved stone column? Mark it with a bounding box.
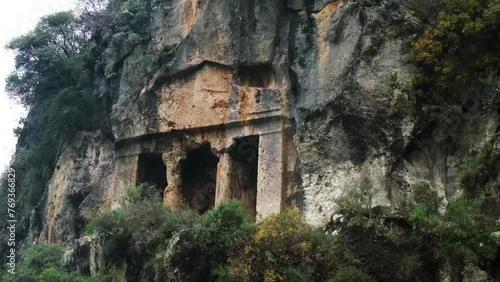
[256,131,283,221]
[162,150,184,210]
[215,152,232,206]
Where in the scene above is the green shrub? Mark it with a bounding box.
[212,264,231,282]
[410,193,497,268]
[432,197,497,262]
[45,87,94,136]
[194,199,255,255]
[37,267,64,282]
[408,204,429,225]
[96,266,123,282]
[192,199,256,280]
[336,178,375,213]
[119,0,150,34]
[126,202,195,259]
[87,184,197,267]
[23,244,64,273]
[329,266,374,282]
[86,208,129,265]
[85,209,126,237]
[228,210,338,282]
[119,182,162,204]
[413,182,441,214]
[484,74,500,110]
[408,182,442,225]
[405,157,500,274]
[0,244,101,281]
[460,143,500,195]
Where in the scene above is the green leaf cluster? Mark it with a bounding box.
[4,11,95,235]
[460,142,500,195]
[86,184,197,268]
[411,0,500,98]
[228,210,340,282]
[2,1,155,248]
[406,155,500,275]
[6,11,91,107]
[0,244,106,282]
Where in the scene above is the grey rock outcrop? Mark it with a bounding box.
[37,0,500,243]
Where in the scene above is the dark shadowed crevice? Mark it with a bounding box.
[237,65,273,88]
[137,153,168,197]
[181,143,219,213]
[402,121,438,162]
[229,136,259,219]
[69,190,90,240]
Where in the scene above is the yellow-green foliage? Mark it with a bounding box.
[228,210,338,282]
[411,0,500,95]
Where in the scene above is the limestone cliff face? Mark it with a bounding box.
[38,0,499,243]
[37,132,116,244]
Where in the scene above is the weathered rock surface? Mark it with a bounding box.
[37,0,500,247]
[153,230,207,282]
[62,234,103,276]
[39,131,116,244]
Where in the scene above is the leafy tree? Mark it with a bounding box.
[76,0,151,37]
[228,210,338,282]
[6,11,91,107]
[77,0,118,38]
[411,0,500,98]
[4,11,95,240]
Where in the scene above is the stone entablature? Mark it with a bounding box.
[114,62,294,220]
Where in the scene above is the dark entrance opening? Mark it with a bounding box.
[237,65,273,88]
[229,136,259,218]
[181,143,219,213]
[137,153,167,197]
